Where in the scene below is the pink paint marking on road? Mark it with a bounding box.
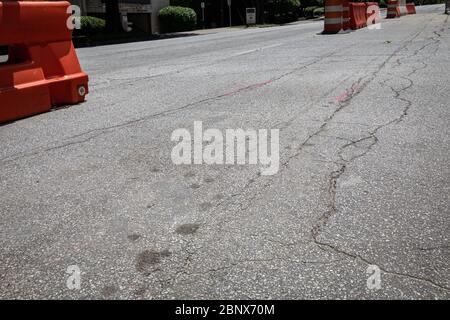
[334,91,349,103]
[333,83,360,104]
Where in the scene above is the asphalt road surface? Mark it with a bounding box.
[1,5,449,299]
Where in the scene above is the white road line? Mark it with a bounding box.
[229,43,283,58]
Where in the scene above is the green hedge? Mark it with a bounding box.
[273,0,301,13]
[159,6,197,33]
[304,6,320,18]
[313,7,324,16]
[271,0,302,23]
[78,16,106,35]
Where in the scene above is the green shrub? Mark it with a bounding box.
[304,6,319,18]
[159,6,197,33]
[313,7,324,16]
[379,0,387,7]
[283,0,302,14]
[271,0,302,23]
[78,16,106,35]
[275,0,301,13]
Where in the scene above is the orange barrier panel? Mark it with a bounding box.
[366,2,381,25]
[323,0,343,34]
[342,0,351,30]
[386,0,401,18]
[406,3,416,14]
[0,1,89,123]
[349,2,367,30]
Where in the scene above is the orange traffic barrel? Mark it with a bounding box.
[342,0,350,31]
[323,0,343,34]
[406,3,416,14]
[387,0,400,18]
[398,0,408,16]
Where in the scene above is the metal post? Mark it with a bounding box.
[228,0,232,27]
[201,2,205,29]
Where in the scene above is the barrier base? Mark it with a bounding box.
[322,30,342,34]
[0,84,51,123]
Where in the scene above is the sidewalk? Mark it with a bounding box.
[171,17,325,36]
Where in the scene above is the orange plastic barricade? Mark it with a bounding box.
[323,0,343,34]
[386,0,401,18]
[0,1,89,123]
[349,2,367,30]
[342,0,351,30]
[406,3,416,14]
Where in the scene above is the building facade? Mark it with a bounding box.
[71,0,170,34]
[189,0,266,28]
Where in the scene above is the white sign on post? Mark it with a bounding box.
[201,1,205,28]
[246,8,256,25]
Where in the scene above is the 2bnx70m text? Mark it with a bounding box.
[175,304,275,317]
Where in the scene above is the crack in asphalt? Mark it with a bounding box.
[2,8,448,299]
[311,18,450,294]
[90,43,288,90]
[156,16,448,293]
[158,255,346,294]
[311,240,450,293]
[208,26,430,228]
[0,51,336,165]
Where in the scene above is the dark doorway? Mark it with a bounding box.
[191,0,266,28]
